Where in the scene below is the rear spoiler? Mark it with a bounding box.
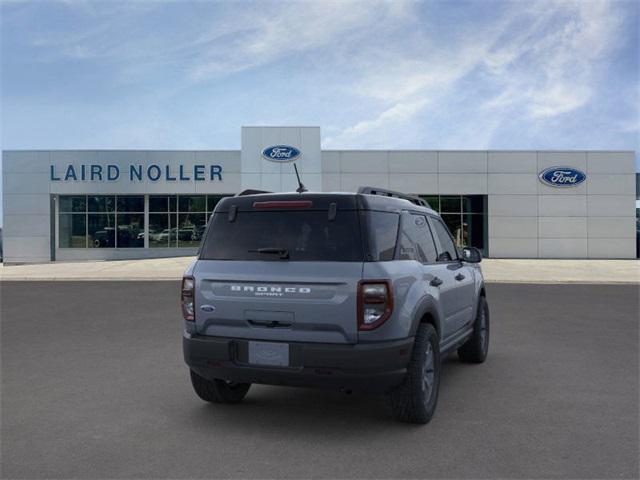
[357,186,430,208]
[236,189,272,196]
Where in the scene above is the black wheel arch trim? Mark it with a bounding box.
[410,296,442,339]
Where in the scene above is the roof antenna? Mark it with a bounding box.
[293,163,307,193]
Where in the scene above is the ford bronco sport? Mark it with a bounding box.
[182,187,489,424]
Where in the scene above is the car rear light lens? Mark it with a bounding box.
[252,200,313,209]
[358,281,393,330]
[181,276,195,321]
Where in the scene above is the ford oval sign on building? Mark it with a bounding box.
[538,166,586,188]
[261,145,301,163]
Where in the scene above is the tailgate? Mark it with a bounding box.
[194,260,363,344]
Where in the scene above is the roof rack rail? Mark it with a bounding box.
[236,189,272,196]
[357,186,430,208]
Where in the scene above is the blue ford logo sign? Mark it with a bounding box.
[261,145,301,163]
[538,166,586,188]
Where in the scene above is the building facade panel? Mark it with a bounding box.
[538,179,587,195]
[488,238,538,258]
[488,217,538,238]
[587,195,636,217]
[538,151,587,172]
[538,238,588,258]
[587,238,637,258]
[587,217,636,238]
[538,195,587,217]
[389,174,438,194]
[3,151,50,173]
[538,217,588,238]
[321,152,340,173]
[4,172,53,195]
[488,151,537,173]
[488,174,538,194]
[587,174,636,195]
[321,173,341,191]
[1,128,636,262]
[3,214,50,237]
[340,173,390,192]
[3,236,50,262]
[438,152,487,173]
[388,151,438,173]
[438,174,487,194]
[3,193,50,215]
[339,151,388,173]
[488,195,539,217]
[587,152,635,174]
[195,151,242,173]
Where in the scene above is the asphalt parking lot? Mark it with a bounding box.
[1,282,638,479]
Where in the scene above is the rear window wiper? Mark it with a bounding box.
[248,247,290,259]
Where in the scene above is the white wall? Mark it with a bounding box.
[2,151,52,263]
[2,145,636,262]
[322,149,636,259]
[241,126,322,192]
[2,150,240,263]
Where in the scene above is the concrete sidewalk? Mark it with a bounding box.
[1,257,638,284]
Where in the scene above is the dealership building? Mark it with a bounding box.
[1,126,637,263]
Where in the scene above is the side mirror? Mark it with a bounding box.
[461,246,482,263]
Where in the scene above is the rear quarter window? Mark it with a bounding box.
[365,211,399,261]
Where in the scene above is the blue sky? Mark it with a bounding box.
[1,0,639,223]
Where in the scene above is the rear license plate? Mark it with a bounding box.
[248,341,289,367]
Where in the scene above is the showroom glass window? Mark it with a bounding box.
[116,196,144,248]
[59,196,87,247]
[148,195,233,248]
[419,195,487,256]
[58,195,139,248]
[88,196,116,248]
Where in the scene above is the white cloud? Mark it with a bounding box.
[3,0,636,153]
[21,0,414,81]
[189,1,412,80]
[326,0,628,147]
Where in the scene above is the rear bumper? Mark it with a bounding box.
[183,333,414,393]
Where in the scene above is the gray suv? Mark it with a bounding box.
[182,187,489,424]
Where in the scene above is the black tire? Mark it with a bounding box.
[458,295,490,363]
[189,370,251,404]
[388,323,441,424]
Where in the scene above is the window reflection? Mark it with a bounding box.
[88,196,115,213]
[59,214,86,247]
[441,214,463,246]
[419,195,487,256]
[117,213,144,248]
[117,196,144,213]
[88,214,115,248]
[178,195,206,213]
[58,194,233,249]
[149,213,171,248]
[178,213,206,247]
[59,196,86,213]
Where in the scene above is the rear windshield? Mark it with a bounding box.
[200,210,364,261]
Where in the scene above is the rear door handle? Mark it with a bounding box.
[430,277,443,287]
[455,273,465,281]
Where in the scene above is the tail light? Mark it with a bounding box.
[358,280,393,330]
[181,276,195,321]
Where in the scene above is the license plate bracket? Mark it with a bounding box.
[248,341,290,367]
